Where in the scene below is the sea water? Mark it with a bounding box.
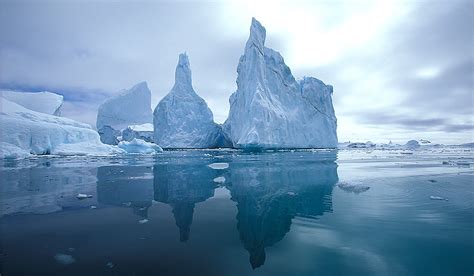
[0,148,472,275]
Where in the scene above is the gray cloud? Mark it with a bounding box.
[0,0,472,142]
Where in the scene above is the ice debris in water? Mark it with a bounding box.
[208,163,229,170]
[139,219,149,224]
[117,138,163,154]
[430,196,448,201]
[213,176,226,183]
[77,193,93,199]
[54,254,76,265]
[337,181,370,194]
[106,262,115,268]
[90,205,97,209]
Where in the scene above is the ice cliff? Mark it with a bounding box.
[223,18,337,149]
[96,82,153,143]
[0,97,121,158]
[1,90,63,116]
[153,53,228,148]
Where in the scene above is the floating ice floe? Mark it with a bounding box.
[77,193,93,199]
[430,196,448,201]
[117,139,163,154]
[208,163,229,170]
[138,219,149,224]
[213,176,226,183]
[54,254,76,265]
[337,181,370,194]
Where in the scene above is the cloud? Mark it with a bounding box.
[0,0,472,142]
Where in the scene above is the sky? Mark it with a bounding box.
[0,0,472,144]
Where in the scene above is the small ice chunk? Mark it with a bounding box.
[117,138,163,154]
[430,196,448,201]
[287,192,296,196]
[54,254,75,265]
[208,163,229,170]
[213,176,226,183]
[77,193,92,199]
[106,262,115,268]
[90,205,97,209]
[337,181,370,194]
[139,219,149,224]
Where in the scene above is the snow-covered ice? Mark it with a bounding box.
[0,97,122,158]
[223,18,337,149]
[213,176,226,183]
[1,90,63,116]
[153,53,228,148]
[117,138,163,154]
[122,123,154,142]
[96,82,153,144]
[208,163,229,170]
[77,193,93,199]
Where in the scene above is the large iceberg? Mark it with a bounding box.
[0,97,122,158]
[153,53,228,148]
[0,90,63,116]
[96,82,153,143]
[122,123,154,142]
[223,18,338,149]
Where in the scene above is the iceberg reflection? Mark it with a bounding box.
[225,151,338,268]
[153,158,218,241]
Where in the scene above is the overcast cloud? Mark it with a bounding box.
[0,0,472,143]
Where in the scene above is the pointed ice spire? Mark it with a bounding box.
[173,53,193,91]
[246,17,266,53]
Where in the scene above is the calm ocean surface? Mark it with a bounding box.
[1,149,473,275]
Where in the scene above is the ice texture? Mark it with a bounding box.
[118,138,163,154]
[96,82,153,137]
[98,125,121,145]
[153,53,228,148]
[0,97,122,158]
[1,90,63,116]
[223,18,337,149]
[405,140,421,149]
[122,123,154,142]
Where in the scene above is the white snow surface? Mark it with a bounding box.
[223,18,338,149]
[117,138,163,154]
[1,90,63,116]
[153,53,228,148]
[96,82,153,130]
[0,97,122,158]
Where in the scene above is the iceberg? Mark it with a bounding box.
[0,97,122,158]
[117,138,163,154]
[96,82,153,143]
[223,18,338,149]
[97,125,121,145]
[405,140,421,150]
[122,123,154,142]
[1,90,63,116]
[153,53,228,148]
